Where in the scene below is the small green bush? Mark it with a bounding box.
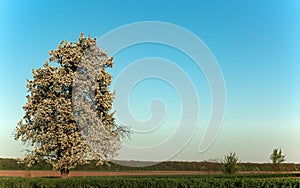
[221,152,239,174]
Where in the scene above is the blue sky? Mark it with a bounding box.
[0,0,299,163]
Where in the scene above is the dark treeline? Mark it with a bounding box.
[1,158,300,172]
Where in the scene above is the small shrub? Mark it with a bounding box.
[221,152,239,174]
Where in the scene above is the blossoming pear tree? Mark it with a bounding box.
[15,33,129,176]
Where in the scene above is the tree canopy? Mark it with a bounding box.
[270,148,286,165]
[15,33,129,176]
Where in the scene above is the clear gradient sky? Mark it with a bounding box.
[0,1,299,163]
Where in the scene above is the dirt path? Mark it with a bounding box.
[0,170,299,178]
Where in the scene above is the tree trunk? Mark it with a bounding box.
[60,168,70,178]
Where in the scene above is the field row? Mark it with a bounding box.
[1,176,300,188]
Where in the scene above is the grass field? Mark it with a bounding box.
[1,174,300,188]
[1,158,300,187]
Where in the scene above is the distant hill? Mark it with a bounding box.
[1,158,300,172]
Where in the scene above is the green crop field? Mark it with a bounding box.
[1,175,300,188]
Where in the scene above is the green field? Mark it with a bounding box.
[2,158,300,187]
[1,174,300,188]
